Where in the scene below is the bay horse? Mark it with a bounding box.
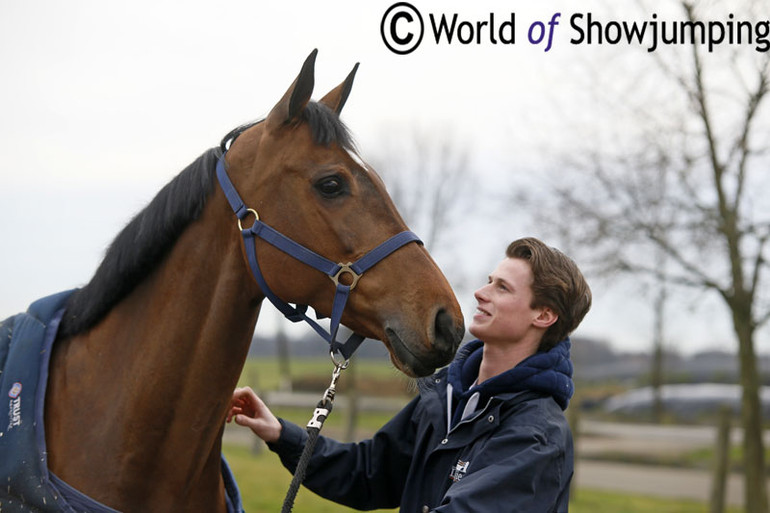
[16,50,464,512]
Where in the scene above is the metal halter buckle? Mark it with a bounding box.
[330,263,361,290]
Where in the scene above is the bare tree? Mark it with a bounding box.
[367,124,475,255]
[533,2,770,510]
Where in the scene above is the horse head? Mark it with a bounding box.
[223,50,464,377]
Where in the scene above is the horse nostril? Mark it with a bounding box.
[434,309,462,356]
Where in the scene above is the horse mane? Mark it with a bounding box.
[220,102,356,151]
[59,101,354,338]
[58,148,222,338]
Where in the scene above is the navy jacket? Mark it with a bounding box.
[269,339,575,512]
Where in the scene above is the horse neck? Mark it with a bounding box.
[46,192,264,510]
[113,198,261,426]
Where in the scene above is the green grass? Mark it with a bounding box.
[223,443,742,513]
[570,489,742,513]
[236,357,415,393]
[583,444,770,473]
[223,443,396,512]
[685,444,770,473]
[269,406,397,435]
[228,358,744,511]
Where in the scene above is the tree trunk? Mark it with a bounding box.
[275,321,292,392]
[710,406,731,513]
[651,268,667,423]
[734,308,767,513]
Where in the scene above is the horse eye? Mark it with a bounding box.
[315,176,346,198]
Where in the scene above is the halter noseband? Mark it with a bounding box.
[215,152,421,361]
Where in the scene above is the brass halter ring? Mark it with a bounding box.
[237,208,260,231]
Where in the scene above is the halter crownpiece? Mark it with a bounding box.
[215,152,422,360]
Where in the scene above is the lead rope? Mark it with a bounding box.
[281,354,349,513]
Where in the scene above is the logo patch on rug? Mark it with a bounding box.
[7,382,22,430]
[9,381,22,398]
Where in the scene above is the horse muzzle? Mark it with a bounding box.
[385,309,464,377]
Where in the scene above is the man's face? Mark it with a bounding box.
[469,257,542,345]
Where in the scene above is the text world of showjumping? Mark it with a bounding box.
[425,11,770,53]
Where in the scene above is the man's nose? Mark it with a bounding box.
[474,284,490,302]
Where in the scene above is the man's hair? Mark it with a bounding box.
[506,237,592,351]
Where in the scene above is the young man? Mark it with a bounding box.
[228,237,591,512]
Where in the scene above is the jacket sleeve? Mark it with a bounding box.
[435,419,572,513]
[267,395,421,510]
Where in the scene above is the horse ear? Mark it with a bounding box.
[266,49,317,131]
[320,62,359,115]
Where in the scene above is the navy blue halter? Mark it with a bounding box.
[215,153,421,361]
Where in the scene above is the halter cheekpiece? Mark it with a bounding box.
[215,152,421,361]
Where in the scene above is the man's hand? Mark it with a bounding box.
[226,386,282,443]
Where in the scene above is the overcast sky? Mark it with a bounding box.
[2,0,766,355]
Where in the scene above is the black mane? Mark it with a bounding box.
[58,148,222,338]
[59,101,354,338]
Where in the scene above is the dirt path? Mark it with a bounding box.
[574,460,751,506]
[575,420,770,507]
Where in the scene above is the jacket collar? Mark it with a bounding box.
[447,338,574,413]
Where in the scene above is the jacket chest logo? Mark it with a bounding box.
[449,459,469,482]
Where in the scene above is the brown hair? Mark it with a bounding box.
[506,237,592,351]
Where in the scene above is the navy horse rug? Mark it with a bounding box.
[0,291,244,512]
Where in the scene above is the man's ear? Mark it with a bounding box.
[533,307,558,329]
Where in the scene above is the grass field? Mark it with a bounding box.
[222,443,742,512]
[226,357,743,512]
[236,356,416,395]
